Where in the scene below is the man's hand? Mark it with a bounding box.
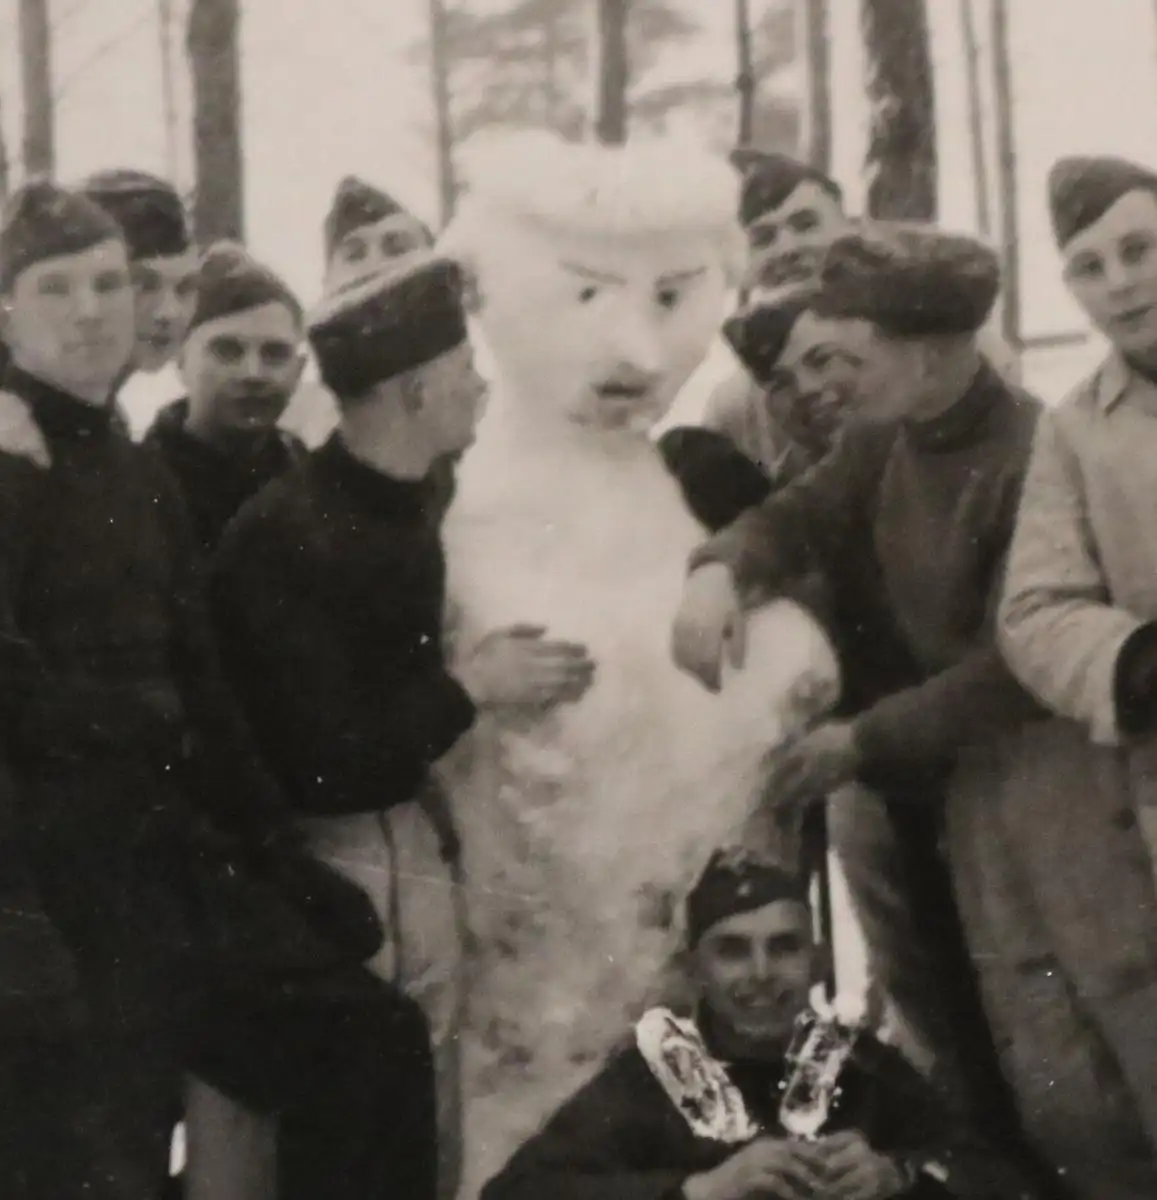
[682,1136,826,1200]
[765,720,860,810]
[459,624,595,710]
[671,564,746,692]
[815,1132,911,1200]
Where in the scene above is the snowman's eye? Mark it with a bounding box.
[656,286,681,310]
[578,285,599,304]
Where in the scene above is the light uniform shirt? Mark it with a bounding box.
[1000,352,1157,751]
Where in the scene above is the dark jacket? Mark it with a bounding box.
[211,434,476,819]
[0,367,380,1024]
[482,1025,1046,1200]
[143,398,307,556]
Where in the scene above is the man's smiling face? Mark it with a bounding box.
[469,221,730,434]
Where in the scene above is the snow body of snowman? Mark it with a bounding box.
[435,131,841,1185]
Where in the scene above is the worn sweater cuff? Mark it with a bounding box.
[422,673,478,760]
[1114,622,1157,738]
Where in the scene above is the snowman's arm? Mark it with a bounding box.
[211,520,476,815]
[689,422,892,598]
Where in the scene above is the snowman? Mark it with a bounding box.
[435,131,841,1185]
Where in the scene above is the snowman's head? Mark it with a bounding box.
[439,131,743,435]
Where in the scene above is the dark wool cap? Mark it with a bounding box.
[813,222,1000,338]
[1048,155,1157,248]
[0,178,123,291]
[325,175,428,260]
[81,168,190,262]
[188,240,303,333]
[723,292,815,385]
[730,148,842,229]
[686,847,808,947]
[308,254,468,400]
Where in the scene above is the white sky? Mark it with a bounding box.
[3,0,1157,336]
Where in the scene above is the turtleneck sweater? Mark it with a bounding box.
[211,432,476,817]
[691,362,1044,786]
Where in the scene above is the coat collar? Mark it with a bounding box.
[1093,350,1157,415]
[3,365,115,441]
[312,433,441,521]
[901,359,1004,453]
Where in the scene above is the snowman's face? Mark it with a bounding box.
[469,219,729,434]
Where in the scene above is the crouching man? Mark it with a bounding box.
[211,253,595,1199]
[482,850,1044,1200]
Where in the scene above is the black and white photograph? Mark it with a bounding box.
[0,0,1154,1196]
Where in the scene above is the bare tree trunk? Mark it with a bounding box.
[157,0,180,184]
[800,0,832,171]
[428,0,456,227]
[593,0,629,145]
[0,97,11,202]
[735,0,755,146]
[991,0,1020,351]
[186,0,244,243]
[959,0,990,236]
[861,0,936,219]
[19,0,55,178]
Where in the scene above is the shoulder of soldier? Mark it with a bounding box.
[0,390,51,470]
[216,460,319,575]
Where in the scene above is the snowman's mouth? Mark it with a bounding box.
[595,382,650,401]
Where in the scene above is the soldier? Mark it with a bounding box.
[143,241,307,556]
[995,154,1157,1193]
[211,254,594,1200]
[82,169,200,439]
[0,178,437,1200]
[671,223,1063,1191]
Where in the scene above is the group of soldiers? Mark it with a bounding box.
[1,133,1157,1200]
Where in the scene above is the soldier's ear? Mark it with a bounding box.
[461,263,484,314]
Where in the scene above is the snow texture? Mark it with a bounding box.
[436,131,841,1193]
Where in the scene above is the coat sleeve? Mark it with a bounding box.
[855,1039,1052,1200]
[852,471,1042,784]
[210,507,476,816]
[480,1050,694,1200]
[998,409,1142,746]
[688,424,889,597]
[656,427,773,533]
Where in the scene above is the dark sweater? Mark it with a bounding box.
[691,364,1044,787]
[143,398,306,556]
[211,433,476,817]
[0,366,287,839]
[482,1025,1046,1200]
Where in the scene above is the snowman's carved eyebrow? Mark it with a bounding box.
[559,262,707,287]
[656,267,707,287]
[560,261,626,285]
